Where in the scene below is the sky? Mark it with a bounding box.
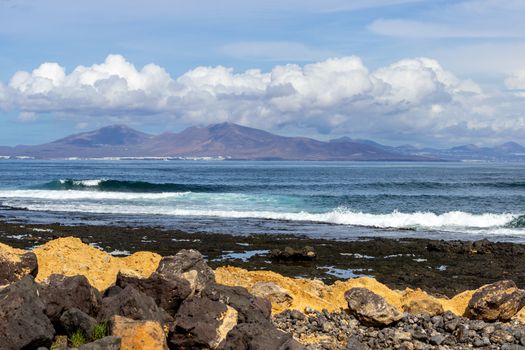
[1,0,525,147]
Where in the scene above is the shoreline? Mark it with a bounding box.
[1,219,525,297]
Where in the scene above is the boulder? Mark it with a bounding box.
[218,323,304,350]
[60,307,98,338]
[269,246,316,261]
[155,249,215,295]
[116,270,192,315]
[402,299,444,316]
[0,243,38,286]
[0,276,55,349]
[465,280,525,321]
[98,286,172,326]
[251,281,293,308]
[39,274,102,322]
[111,315,167,350]
[78,336,121,350]
[344,287,402,327]
[170,296,238,349]
[203,284,272,324]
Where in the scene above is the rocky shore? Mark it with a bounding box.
[2,220,525,297]
[2,236,525,349]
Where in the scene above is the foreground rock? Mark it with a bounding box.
[78,336,121,350]
[171,296,238,348]
[155,249,215,294]
[98,286,172,326]
[0,242,38,286]
[0,276,54,349]
[466,280,525,321]
[116,270,192,314]
[39,274,102,322]
[345,287,402,327]
[111,315,167,350]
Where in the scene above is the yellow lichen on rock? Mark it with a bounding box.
[0,242,26,263]
[111,315,168,350]
[33,237,161,291]
[215,266,474,317]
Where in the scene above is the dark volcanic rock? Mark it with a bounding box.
[203,284,272,324]
[78,336,121,350]
[270,246,317,261]
[39,274,102,322]
[98,285,172,325]
[466,280,525,321]
[116,271,192,314]
[170,296,237,349]
[59,307,98,338]
[0,276,55,349]
[218,323,304,350]
[156,249,215,294]
[344,287,402,326]
[0,248,38,286]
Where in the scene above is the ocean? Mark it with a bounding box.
[0,160,524,242]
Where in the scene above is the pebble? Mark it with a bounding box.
[274,309,525,350]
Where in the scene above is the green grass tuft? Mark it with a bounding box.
[69,329,87,347]
[91,321,110,340]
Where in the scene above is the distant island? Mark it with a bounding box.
[0,122,524,161]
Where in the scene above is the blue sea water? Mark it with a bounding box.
[0,160,524,242]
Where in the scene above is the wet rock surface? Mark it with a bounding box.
[2,220,525,297]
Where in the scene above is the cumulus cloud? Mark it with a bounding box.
[506,71,525,91]
[1,54,524,144]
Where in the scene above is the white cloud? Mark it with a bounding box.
[505,71,525,91]
[1,54,525,144]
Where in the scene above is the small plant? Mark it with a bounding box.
[69,329,87,348]
[91,321,109,340]
[50,342,60,350]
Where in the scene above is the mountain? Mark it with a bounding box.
[0,123,429,160]
[0,122,523,161]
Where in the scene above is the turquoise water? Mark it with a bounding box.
[0,160,524,242]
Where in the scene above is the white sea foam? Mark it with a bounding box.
[2,200,522,233]
[59,179,104,186]
[0,190,190,201]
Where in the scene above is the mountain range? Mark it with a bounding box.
[1,123,524,161]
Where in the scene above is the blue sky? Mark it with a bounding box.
[1,0,525,147]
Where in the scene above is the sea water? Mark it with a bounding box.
[0,160,524,242]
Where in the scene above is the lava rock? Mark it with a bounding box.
[98,285,172,326]
[78,336,121,350]
[0,276,55,349]
[59,307,98,338]
[39,274,102,322]
[269,246,317,261]
[116,270,192,314]
[203,284,272,324]
[345,287,402,326]
[466,280,525,321]
[0,245,38,286]
[218,323,304,350]
[170,296,238,349]
[155,249,215,295]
